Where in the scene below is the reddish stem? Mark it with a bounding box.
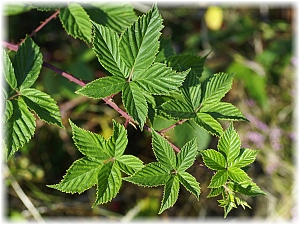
[160,119,188,134]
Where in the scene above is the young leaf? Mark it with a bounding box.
[69,120,110,160]
[177,171,200,199]
[227,167,251,183]
[119,6,163,72]
[159,99,196,120]
[200,102,249,121]
[47,156,103,194]
[151,129,176,170]
[123,162,170,187]
[159,175,180,214]
[176,138,198,172]
[115,155,144,175]
[230,148,260,168]
[59,3,92,43]
[207,186,224,198]
[208,170,228,188]
[201,149,226,170]
[134,63,189,94]
[76,76,126,99]
[4,99,36,160]
[94,162,122,205]
[201,72,234,105]
[3,49,17,89]
[21,88,63,128]
[194,113,223,136]
[217,123,241,163]
[122,82,148,129]
[106,120,128,157]
[12,36,43,89]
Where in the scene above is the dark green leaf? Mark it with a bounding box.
[194,112,223,136]
[3,49,17,89]
[228,181,267,197]
[159,175,180,214]
[159,99,196,120]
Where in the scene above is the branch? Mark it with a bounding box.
[159,119,188,134]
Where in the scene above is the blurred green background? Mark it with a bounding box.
[3,2,297,222]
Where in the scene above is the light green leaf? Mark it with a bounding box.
[159,99,196,120]
[59,3,92,43]
[94,162,122,205]
[47,156,103,194]
[223,199,237,218]
[122,82,147,130]
[85,3,137,33]
[227,167,251,183]
[230,148,260,168]
[177,171,200,199]
[91,21,130,78]
[3,49,17,89]
[151,129,176,170]
[4,99,36,160]
[176,138,198,172]
[228,181,267,197]
[217,123,241,163]
[115,155,144,175]
[123,162,170,187]
[208,170,228,188]
[235,196,251,209]
[201,149,226,170]
[69,120,110,159]
[4,100,13,123]
[201,72,234,105]
[200,102,248,121]
[194,112,223,136]
[76,76,126,99]
[207,186,224,198]
[21,88,63,128]
[159,175,180,214]
[12,36,43,89]
[106,120,128,157]
[134,63,189,94]
[119,6,163,72]
[181,71,202,110]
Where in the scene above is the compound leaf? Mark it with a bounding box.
[176,138,198,172]
[201,149,226,170]
[208,170,228,188]
[195,112,223,136]
[177,171,200,199]
[47,156,103,194]
[119,6,163,72]
[21,88,63,128]
[12,36,43,89]
[76,76,126,99]
[115,155,144,175]
[94,162,122,205]
[159,175,180,214]
[123,162,170,187]
[59,3,92,43]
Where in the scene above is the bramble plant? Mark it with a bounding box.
[2,3,266,218]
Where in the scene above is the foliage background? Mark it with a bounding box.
[3,2,297,222]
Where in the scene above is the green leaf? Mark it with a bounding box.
[122,82,147,129]
[230,148,260,168]
[76,76,126,99]
[177,171,200,199]
[47,156,103,194]
[228,181,267,197]
[4,99,35,160]
[69,120,110,160]
[201,72,234,105]
[207,186,224,198]
[123,162,170,187]
[106,120,128,157]
[194,112,223,136]
[12,36,43,89]
[176,138,198,172]
[115,155,144,175]
[227,167,251,183]
[155,37,175,62]
[3,49,17,89]
[223,199,237,218]
[200,102,248,121]
[151,129,176,170]
[217,123,241,163]
[159,175,180,214]
[134,63,189,94]
[91,22,130,78]
[208,170,228,188]
[94,162,122,205]
[159,99,196,120]
[59,3,92,43]
[21,88,63,128]
[4,100,13,123]
[201,149,226,170]
[119,6,163,72]
[85,3,137,33]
